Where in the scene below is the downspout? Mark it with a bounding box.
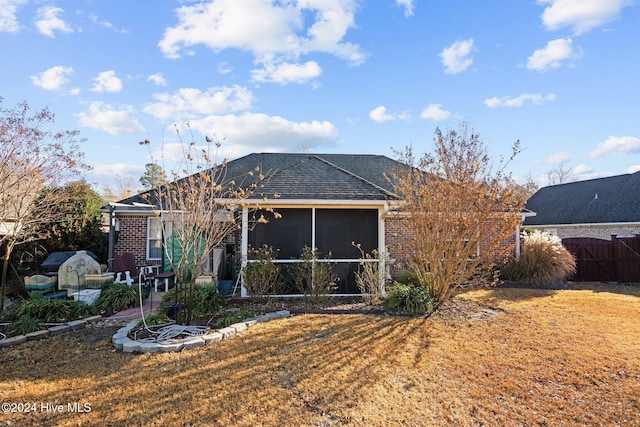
[107,204,116,272]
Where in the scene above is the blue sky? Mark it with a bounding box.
[1,0,639,194]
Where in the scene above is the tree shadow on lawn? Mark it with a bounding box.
[0,313,433,426]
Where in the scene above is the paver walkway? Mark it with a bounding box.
[104,291,165,321]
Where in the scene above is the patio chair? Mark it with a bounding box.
[113,253,157,287]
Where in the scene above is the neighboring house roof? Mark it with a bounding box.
[117,153,404,208]
[524,171,640,226]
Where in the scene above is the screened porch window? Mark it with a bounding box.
[248,208,379,293]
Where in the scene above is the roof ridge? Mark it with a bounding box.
[312,155,399,199]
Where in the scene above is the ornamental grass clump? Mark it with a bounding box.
[7,298,97,322]
[502,231,576,286]
[94,283,141,315]
[159,286,226,320]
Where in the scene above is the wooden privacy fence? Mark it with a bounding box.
[563,236,640,283]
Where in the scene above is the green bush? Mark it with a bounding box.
[7,316,42,336]
[385,284,433,315]
[243,245,281,299]
[7,298,97,322]
[392,270,422,287]
[159,286,226,320]
[502,231,576,286]
[224,310,255,327]
[138,313,173,327]
[94,283,141,314]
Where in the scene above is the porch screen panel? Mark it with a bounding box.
[248,208,312,259]
[315,209,378,258]
[315,209,378,293]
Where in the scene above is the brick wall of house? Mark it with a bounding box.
[529,224,640,241]
[384,214,414,275]
[114,216,149,267]
[384,214,518,276]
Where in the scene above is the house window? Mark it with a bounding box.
[147,217,164,260]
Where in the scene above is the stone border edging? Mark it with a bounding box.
[0,315,103,349]
[113,310,291,354]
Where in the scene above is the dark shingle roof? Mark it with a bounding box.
[118,153,403,206]
[524,171,640,226]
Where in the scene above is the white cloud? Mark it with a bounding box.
[527,38,581,72]
[77,101,145,135]
[30,65,74,91]
[545,151,571,164]
[91,163,144,178]
[590,136,640,158]
[218,62,232,74]
[420,104,450,121]
[90,70,123,93]
[538,0,630,35]
[484,93,556,108]
[175,113,339,159]
[143,86,254,120]
[396,0,415,17]
[627,165,640,174]
[148,73,167,87]
[0,0,27,32]
[439,38,474,74]
[35,6,73,37]
[369,106,394,123]
[368,106,409,123]
[251,60,321,85]
[572,163,593,176]
[158,0,366,79]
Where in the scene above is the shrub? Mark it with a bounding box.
[159,286,226,320]
[502,231,576,286]
[70,301,98,319]
[385,284,433,315]
[224,310,255,327]
[6,298,97,322]
[7,316,42,336]
[94,283,141,314]
[352,243,382,305]
[290,246,338,302]
[243,245,281,300]
[138,313,173,327]
[392,270,422,287]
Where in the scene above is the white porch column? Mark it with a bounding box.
[241,206,248,297]
[378,203,389,296]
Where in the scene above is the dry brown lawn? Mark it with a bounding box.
[1,283,639,426]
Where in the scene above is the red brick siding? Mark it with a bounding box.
[384,214,517,276]
[114,216,150,267]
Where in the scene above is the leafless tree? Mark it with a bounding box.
[547,161,573,185]
[142,125,270,323]
[0,99,88,305]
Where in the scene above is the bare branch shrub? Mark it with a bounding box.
[290,246,338,302]
[352,242,383,305]
[393,123,525,304]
